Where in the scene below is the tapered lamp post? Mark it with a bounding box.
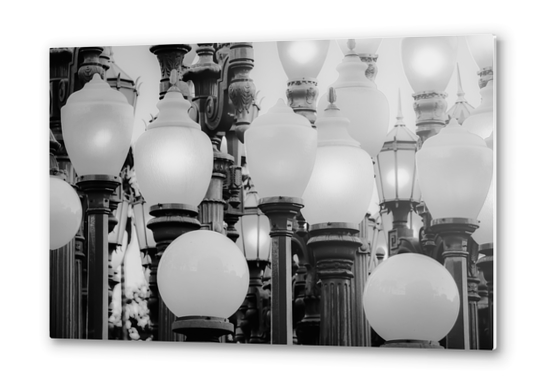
[416,117,493,349]
[133,70,213,341]
[61,73,134,339]
[363,253,460,348]
[245,99,317,345]
[302,88,374,346]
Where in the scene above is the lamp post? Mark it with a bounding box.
[245,99,317,345]
[363,253,460,348]
[302,88,374,346]
[416,117,493,349]
[134,70,213,341]
[337,38,383,81]
[374,89,421,256]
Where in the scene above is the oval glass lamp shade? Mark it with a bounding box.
[245,99,317,199]
[466,35,494,70]
[416,118,493,220]
[61,73,134,176]
[157,230,249,319]
[50,177,83,250]
[134,89,213,207]
[472,175,495,245]
[317,54,389,158]
[462,81,494,139]
[337,38,382,55]
[401,37,458,93]
[363,253,460,342]
[277,40,330,80]
[302,99,374,224]
[235,190,271,262]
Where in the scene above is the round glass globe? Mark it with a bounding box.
[472,176,494,245]
[277,40,330,80]
[50,177,83,250]
[157,230,249,319]
[363,253,460,342]
[416,119,493,220]
[466,35,494,70]
[134,90,213,207]
[61,74,134,176]
[401,37,458,93]
[245,99,317,199]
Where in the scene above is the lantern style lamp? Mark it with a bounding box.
[61,72,134,340]
[134,70,213,341]
[303,88,373,346]
[318,39,389,158]
[337,38,382,81]
[375,89,421,255]
[363,253,460,348]
[277,40,330,125]
[416,117,492,349]
[447,64,475,125]
[235,187,272,343]
[463,35,495,139]
[401,36,458,142]
[157,230,249,342]
[245,98,317,345]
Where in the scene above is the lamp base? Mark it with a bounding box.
[172,316,234,342]
[381,339,444,349]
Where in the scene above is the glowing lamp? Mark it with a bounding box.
[50,177,83,250]
[416,118,493,220]
[277,40,330,80]
[302,89,374,224]
[245,99,317,199]
[401,37,458,93]
[157,230,249,319]
[466,35,494,70]
[337,38,382,55]
[363,253,460,342]
[317,41,389,157]
[472,174,495,246]
[61,73,134,176]
[134,75,213,207]
[462,80,494,139]
[236,189,271,262]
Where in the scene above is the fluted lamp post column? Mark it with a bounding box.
[363,253,460,348]
[416,118,493,349]
[302,88,374,346]
[374,89,421,256]
[133,70,213,341]
[245,99,317,345]
[61,73,134,339]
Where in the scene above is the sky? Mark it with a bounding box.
[110,36,486,288]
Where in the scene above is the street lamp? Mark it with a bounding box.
[416,117,493,349]
[318,39,389,158]
[336,38,382,81]
[157,230,249,342]
[374,89,421,255]
[363,253,460,348]
[61,72,134,340]
[245,98,317,345]
[302,88,374,346]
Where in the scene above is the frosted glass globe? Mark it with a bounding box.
[50,177,83,250]
[363,253,460,342]
[157,230,249,319]
[463,81,494,139]
[302,102,374,224]
[416,119,493,220]
[401,37,458,93]
[466,35,494,70]
[317,54,389,158]
[61,74,134,176]
[245,99,317,199]
[134,89,213,207]
[277,40,330,80]
[472,175,495,246]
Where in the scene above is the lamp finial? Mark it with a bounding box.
[167,69,181,93]
[347,39,356,52]
[324,87,339,111]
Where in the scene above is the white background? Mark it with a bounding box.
[3,0,538,382]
